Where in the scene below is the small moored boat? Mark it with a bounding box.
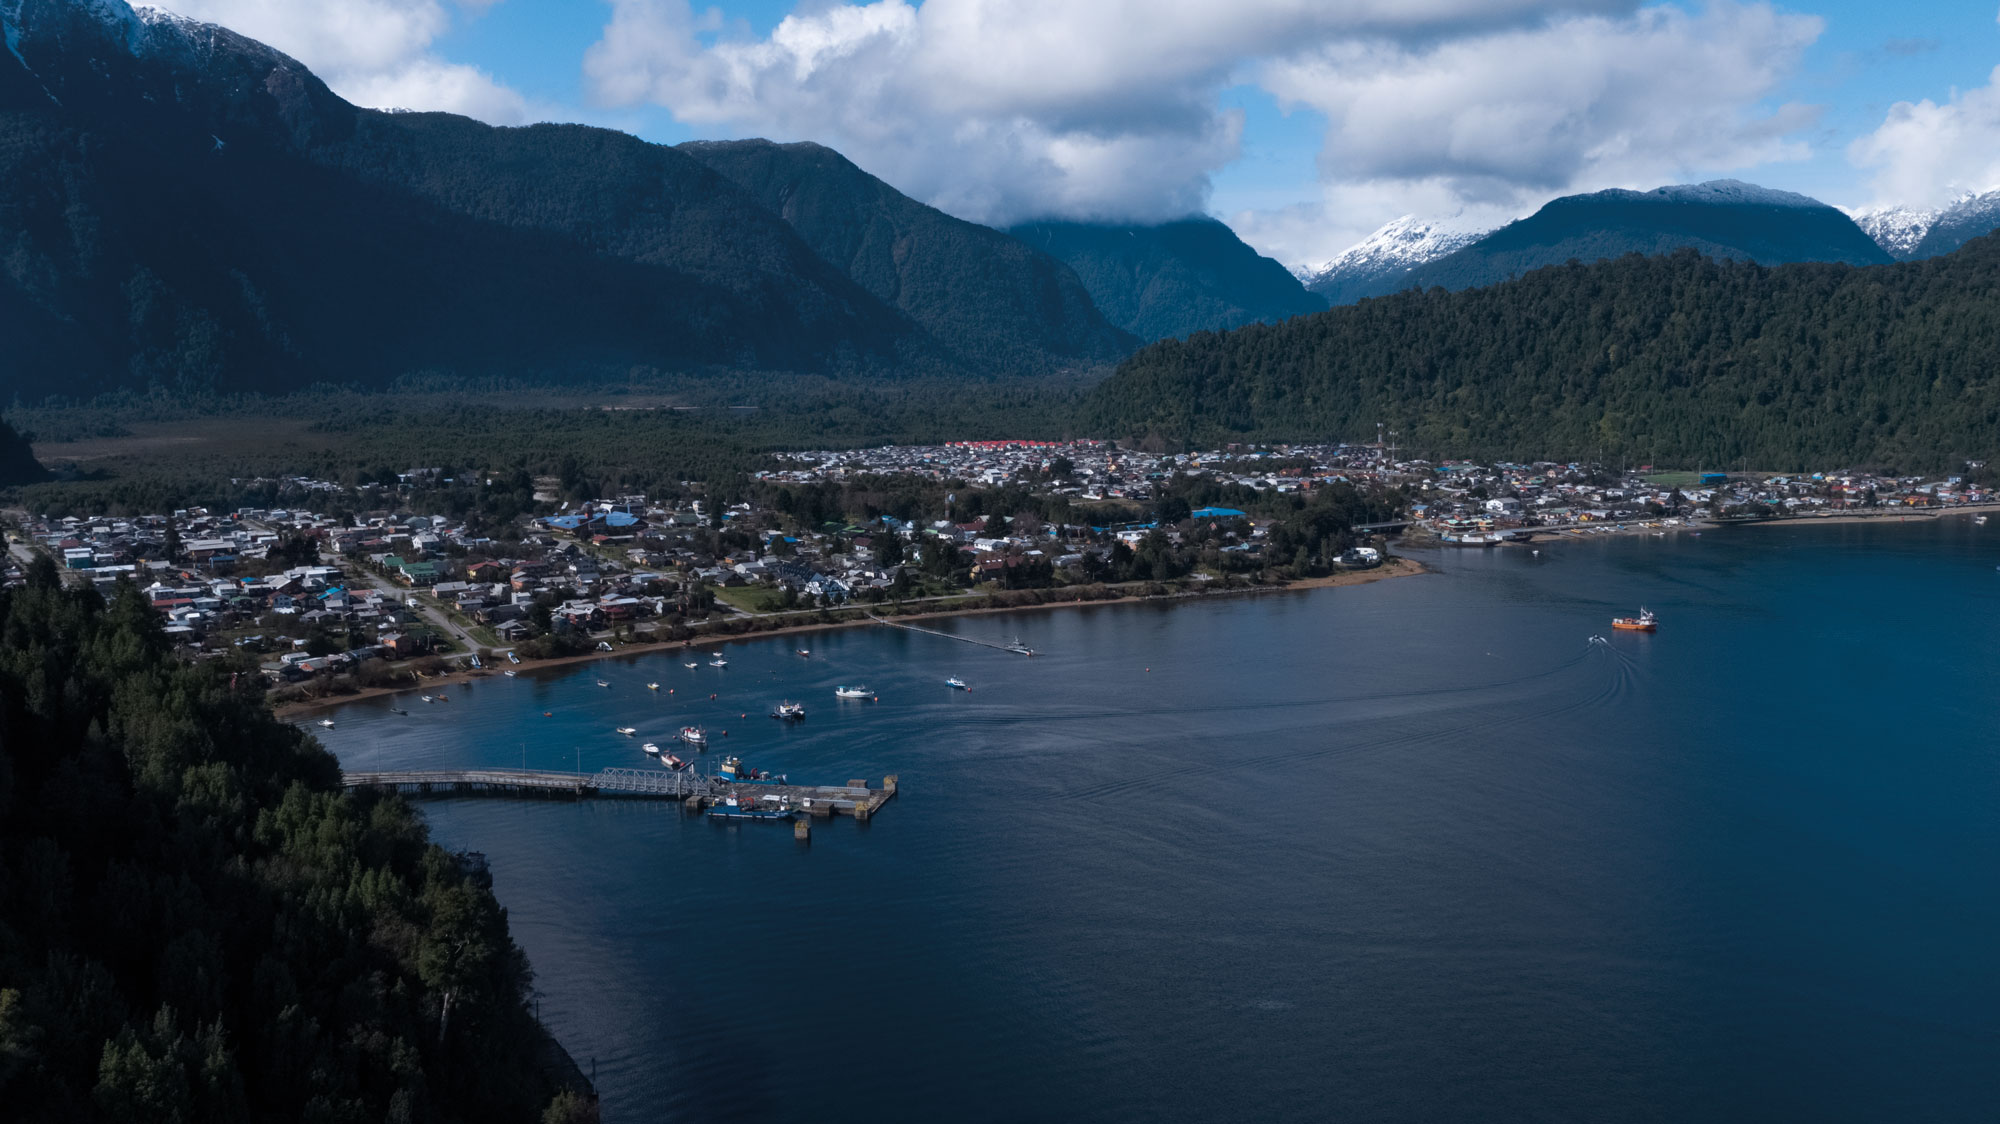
[684,660,699,669]
[647,682,660,691]
[709,656,728,668]
[616,727,637,737]
[770,701,806,721]
[596,679,611,688]
[316,719,335,728]
[1611,607,1658,632]
[642,742,662,755]
[945,677,970,690]
[503,670,518,678]
[705,794,794,820]
[421,695,435,703]
[834,685,874,699]
[662,753,689,771]
[679,726,708,749]
[718,755,786,784]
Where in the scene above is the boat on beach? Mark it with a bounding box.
[834,685,874,699]
[1612,607,1658,632]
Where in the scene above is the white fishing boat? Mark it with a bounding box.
[797,648,810,657]
[616,727,637,737]
[684,660,699,669]
[647,682,660,691]
[709,656,728,668]
[770,701,806,721]
[316,719,335,728]
[642,742,662,755]
[834,685,874,699]
[945,677,969,690]
[679,726,708,749]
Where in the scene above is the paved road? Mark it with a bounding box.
[331,552,491,657]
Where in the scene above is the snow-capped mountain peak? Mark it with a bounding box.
[1301,214,1487,286]
[1847,204,1938,259]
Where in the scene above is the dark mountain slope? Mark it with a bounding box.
[1394,181,1891,298]
[1007,218,1326,341]
[0,416,48,483]
[1087,239,2000,471]
[0,0,946,400]
[681,139,1136,371]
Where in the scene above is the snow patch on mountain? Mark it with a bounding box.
[1300,214,1488,290]
[1848,204,1937,259]
[1645,179,1827,209]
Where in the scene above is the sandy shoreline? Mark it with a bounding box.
[273,558,1426,718]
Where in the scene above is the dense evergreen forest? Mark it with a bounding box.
[1088,239,2000,471]
[0,559,579,1122]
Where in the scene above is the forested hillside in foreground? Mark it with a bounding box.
[0,560,574,1122]
[1088,240,2000,471]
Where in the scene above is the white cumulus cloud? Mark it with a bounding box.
[1848,68,2000,211]
[585,0,1825,265]
[138,0,536,124]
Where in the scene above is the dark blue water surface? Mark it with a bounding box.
[318,521,2000,1122]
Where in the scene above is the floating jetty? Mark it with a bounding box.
[342,767,898,820]
[868,613,1037,654]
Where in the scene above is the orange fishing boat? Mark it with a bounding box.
[1611,607,1658,631]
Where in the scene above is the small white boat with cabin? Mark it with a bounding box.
[642,742,662,755]
[834,685,874,699]
[316,719,335,728]
[945,677,970,690]
[616,727,637,737]
[709,656,728,667]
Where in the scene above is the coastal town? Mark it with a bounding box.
[4,440,1991,700]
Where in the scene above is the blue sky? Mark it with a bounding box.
[147,1,2000,266]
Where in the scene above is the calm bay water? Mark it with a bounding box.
[318,521,2000,1122]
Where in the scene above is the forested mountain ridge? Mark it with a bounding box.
[1386,181,1892,299]
[0,0,1145,401]
[1007,218,1327,341]
[1086,239,2000,471]
[681,139,1136,372]
[0,559,569,1121]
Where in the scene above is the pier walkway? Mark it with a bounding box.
[341,767,899,819]
[868,613,1037,654]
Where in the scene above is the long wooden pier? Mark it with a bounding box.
[341,767,898,820]
[868,613,1037,654]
